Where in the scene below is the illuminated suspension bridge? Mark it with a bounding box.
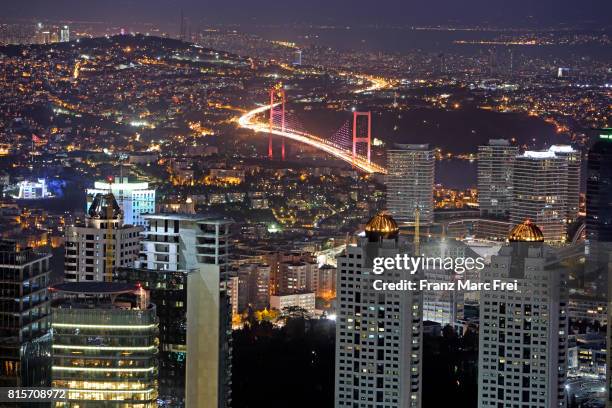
[237,87,387,174]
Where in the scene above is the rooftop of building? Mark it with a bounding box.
[365,212,400,241]
[50,282,151,311]
[522,145,576,159]
[508,220,545,243]
[143,212,232,224]
[51,281,141,295]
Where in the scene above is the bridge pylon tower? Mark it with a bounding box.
[352,111,371,165]
[269,86,286,160]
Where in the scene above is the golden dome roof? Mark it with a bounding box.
[365,212,399,240]
[508,219,544,242]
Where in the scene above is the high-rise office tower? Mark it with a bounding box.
[59,25,69,42]
[335,213,422,408]
[0,240,51,386]
[586,132,612,258]
[477,220,568,408]
[87,177,156,227]
[386,144,435,226]
[585,131,612,407]
[549,145,581,222]
[65,192,142,282]
[478,139,517,218]
[511,149,575,243]
[50,282,158,406]
[130,213,232,408]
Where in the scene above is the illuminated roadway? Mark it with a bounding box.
[237,72,393,174]
[237,104,387,174]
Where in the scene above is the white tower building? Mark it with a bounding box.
[335,213,422,408]
[137,213,233,408]
[478,220,568,408]
[386,144,435,226]
[511,150,570,243]
[478,139,517,218]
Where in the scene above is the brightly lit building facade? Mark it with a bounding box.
[15,178,50,200]
[87,177,155,227]
[50,282,158,407]
[478,220,568,408]
[335,213,422,408]
[65,193,142,282]
[386,144,435,226]
[511,147,579,243]
[137,213,233,408]
[478,139,517,218]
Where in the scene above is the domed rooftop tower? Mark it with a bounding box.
[508,219,544,243]
[365,212,400,242]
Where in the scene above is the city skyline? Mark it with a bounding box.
[0,2,610,407]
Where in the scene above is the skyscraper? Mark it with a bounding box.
[0,240,51,387]
[586,131,612,255]
[477,220,568,408]
[386,144,435,226]
[59,25,69,43]
[65,193,142,282]
[335,213,422,408]
[549,145,581,222]
[50,282,158,406]
[585,131,612,407]
[134,213,233,408]
[511,149,574,243]
[87,176,156,227]
[478,139,517,218]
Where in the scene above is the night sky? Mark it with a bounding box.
[3,0,612,26]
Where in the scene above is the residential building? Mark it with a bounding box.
[386,144,435,225]
[335,213,422,408]
[477,139,517,218]
[511,150,570,243]
[136,213,232,408]
[64,192,142,282]
[270,292,316,315]
[477,220,569,407]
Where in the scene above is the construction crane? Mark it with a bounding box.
[413,206,420,256]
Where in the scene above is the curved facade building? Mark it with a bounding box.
[50,282,158,407]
